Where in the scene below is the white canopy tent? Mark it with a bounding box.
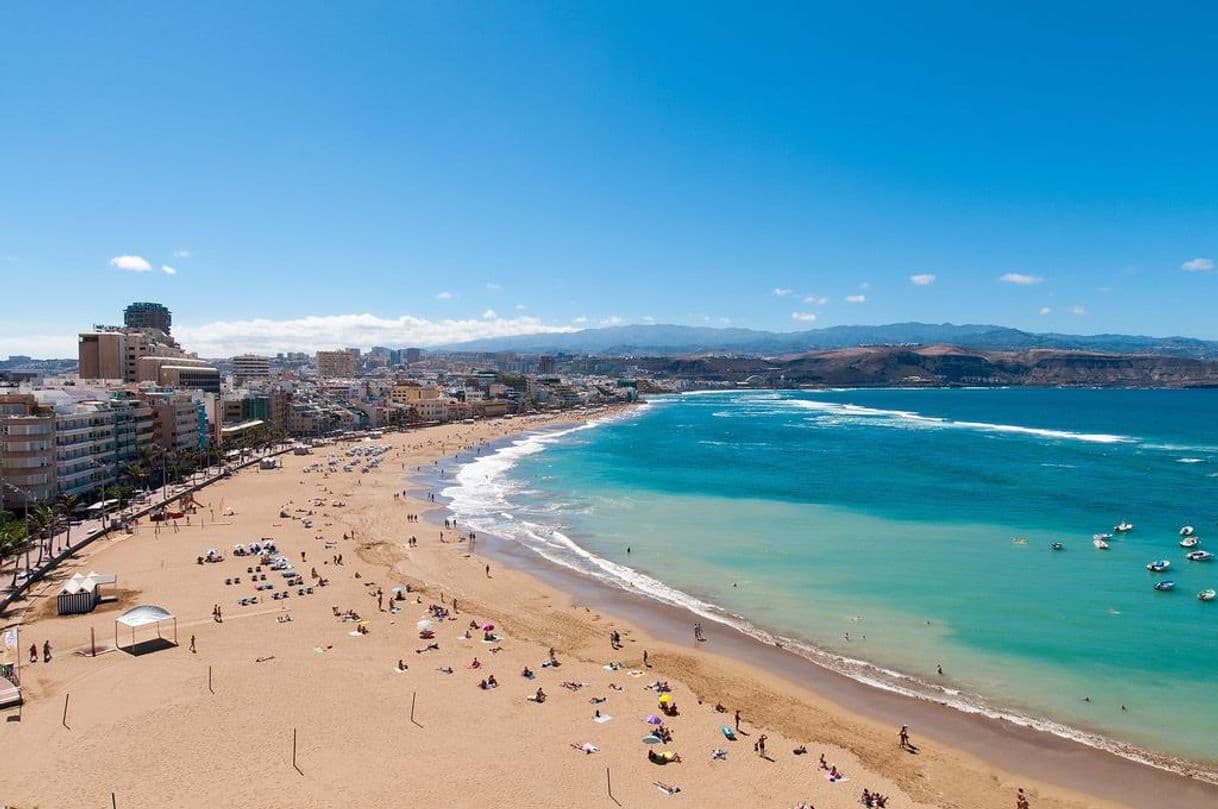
[114,605,178,653]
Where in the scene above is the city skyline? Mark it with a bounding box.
[5,3,1218,357]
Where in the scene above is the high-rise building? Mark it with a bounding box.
[538,355,557,374]
[232,354,271,383]
[316,350,357,379]
[405,348,423,365]
[78,332,128,380]
[123,301,172,334]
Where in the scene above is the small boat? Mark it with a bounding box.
[1199,589,1217,602]
[1180,525,1196,537]
[1011,537,1029,545]
[1050,542,1064,551]
[1186,550,1215,562]
[1114,521,1134,533]
[1180,536,1201,548]
[1153,580,1175,592]
[1093,532,1113,541]
[1146,560,1172,573]
[1093,537,1110,550]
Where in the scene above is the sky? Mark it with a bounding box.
[2,2,1217,357]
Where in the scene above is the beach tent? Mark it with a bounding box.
[57,571,116,615]
[114,605,178,654]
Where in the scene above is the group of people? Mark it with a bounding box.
[860,787,889,807]
[27,640,51,664]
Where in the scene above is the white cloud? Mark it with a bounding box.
[1181,257,1214,272]
[481,309,498,320]
[172,249,191,259]
[110,255,152,272]
[600,315,625,327]
[161,265,177,276]
[1070,304,1088,316]
[999,273,1043,285]
[572,316,589,325]
[772,288,794,297]
[910,273,936,286]
[803,295,828,305]
[515,304,527,311]
[1039,306,1052,316]
[485,282,503,291]
[641,315,656,324]
[171,312,575,356]
[435,291,453,300]
[791,311,817,322]
[845,294,867,303]
[718,317,731,324]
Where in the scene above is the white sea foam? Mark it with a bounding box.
[1177,458,1205,464]
[787,399,1136,444]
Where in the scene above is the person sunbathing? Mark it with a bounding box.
[470,657,481,669]
[487,674,497,688]
[522,666,534,678]
[415,643,440,653]
[534,687,547,703]
[654,782,681,795]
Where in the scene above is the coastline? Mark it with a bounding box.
[425,410,1218,807]
[1,408,1213,808]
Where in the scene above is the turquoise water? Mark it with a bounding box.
[443,389,1218,768]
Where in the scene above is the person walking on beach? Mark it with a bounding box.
[485,563,491,578]
[734,709,742,732]
[29,642,37,664]
[1016,788,1030,809]
[43,639,51,662]
[189,634,196,653]
[898,724,914,751]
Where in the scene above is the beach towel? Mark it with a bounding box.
[826,774,849,783]
[593,714,613,723]
[570,742,599,754]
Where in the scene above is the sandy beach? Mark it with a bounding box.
[2,410,1214,809]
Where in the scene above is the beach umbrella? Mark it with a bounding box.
[645,715,662,725]
[482,623,495,631]
[642,735,662,744]
[658,693,673,704]
[416,619,432,630]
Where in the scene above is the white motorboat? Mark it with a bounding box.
[1114,521,1134,533]
[1146,560,1172,573]
[1186,550,1214,562]
[1180,536,1201,548]
[1094,532,1113,541]
[1153,580,1175,592]
[1180,525,1196,537]
[1093,537,1110,550]
[1050,542,1064,551]
[1199,589,1217,602]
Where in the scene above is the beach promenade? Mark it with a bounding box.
[0,413,1208,809]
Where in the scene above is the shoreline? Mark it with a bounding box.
[2,408,1213,808]
[427,415,1218,808]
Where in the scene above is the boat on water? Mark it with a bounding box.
[1153,580,1175,592]
[1186,550,1215,562]
[1200,589,1217,602]
[1114,521,1134,533]
[1011,537,1029,545]
[1180,536,1201,548]
[1146,560,1172,573]
[1093,537,1110,550]
[1094,532,1113,541]
[1050,542,1063,551]
[1180,525,1196,537]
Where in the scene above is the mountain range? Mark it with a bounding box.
[442,322,1218,358]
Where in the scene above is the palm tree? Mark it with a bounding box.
[54,494,80,553]
[28,504,57,565]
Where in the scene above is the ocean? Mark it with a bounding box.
[441,388,1218,773]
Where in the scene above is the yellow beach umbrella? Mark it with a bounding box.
[658,693,672,703]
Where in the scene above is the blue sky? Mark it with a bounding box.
[2,2,1216,356]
